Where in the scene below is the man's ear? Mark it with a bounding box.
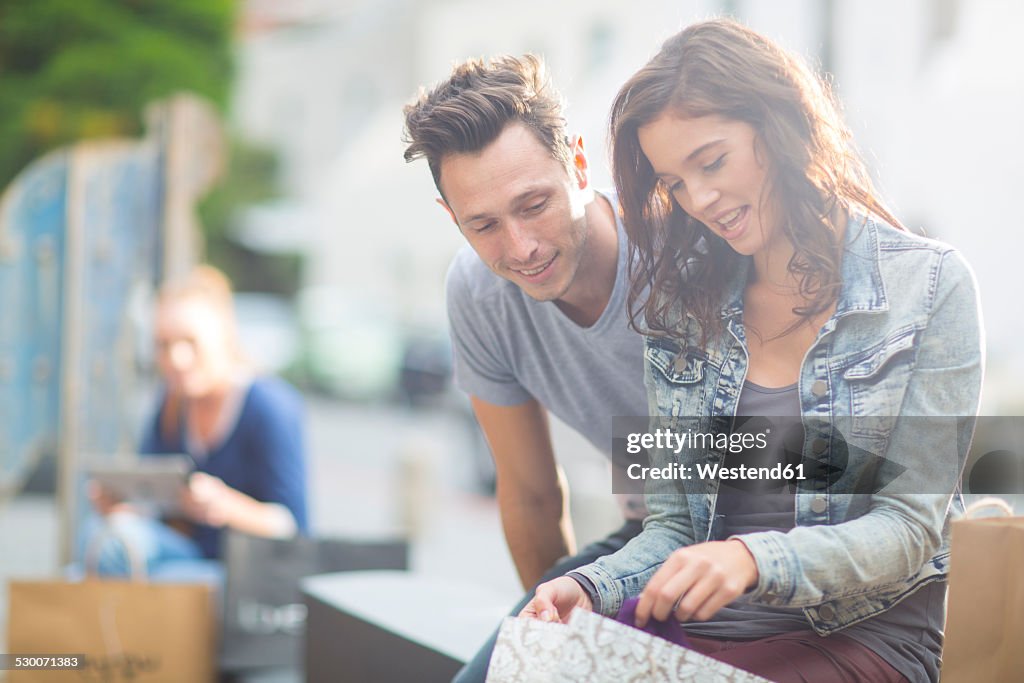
[436,198,459,227]
[570,134,589,189]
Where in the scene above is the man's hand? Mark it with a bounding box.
[635,539,759,626]
[519,576,593,623]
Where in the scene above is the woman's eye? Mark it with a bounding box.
[667,180,684,193]
[703,154,726,173]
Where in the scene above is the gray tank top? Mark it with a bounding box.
[714,381,802,536]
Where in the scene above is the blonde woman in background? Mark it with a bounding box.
[87,265,308,580]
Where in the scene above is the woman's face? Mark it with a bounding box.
[637,113,780,257]
[154,296,234,398]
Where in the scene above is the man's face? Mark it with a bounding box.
[438,123,589,302]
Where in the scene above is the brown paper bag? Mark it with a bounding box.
[6,525,217,683]
[941,498,1024,682]
[6,578,217,683]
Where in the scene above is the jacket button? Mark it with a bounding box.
[810,496,827,514]
[811,380,828,398]
[812,438,828,454]
[818,604,836,621]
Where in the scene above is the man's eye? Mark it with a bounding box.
[525,200,547,214]
[474,222,496,233]
[703,154,726,173]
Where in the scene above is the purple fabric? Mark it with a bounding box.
[614,597,692,648]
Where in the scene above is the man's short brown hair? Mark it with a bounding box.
[402,54,572,195]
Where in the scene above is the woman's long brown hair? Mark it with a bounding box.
[612,19,902,344]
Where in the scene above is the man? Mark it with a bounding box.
[403,54,647,682]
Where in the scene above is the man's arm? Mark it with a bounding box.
[471,396,576,589]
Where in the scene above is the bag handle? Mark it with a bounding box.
[964,497,1014,519]
[84,522,148,581]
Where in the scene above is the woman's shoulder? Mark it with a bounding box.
[862,214,976,284]
[867,214,964,260]
[242,375,305,419]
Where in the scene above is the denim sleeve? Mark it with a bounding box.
[569,494,707,616]
[567,356,702,616]
[740,249,985,607]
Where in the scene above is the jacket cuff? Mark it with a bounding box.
[566,564,625,617]
[728,531,795,606]
[566,572,600,607]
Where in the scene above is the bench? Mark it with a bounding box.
[302,571,515,682]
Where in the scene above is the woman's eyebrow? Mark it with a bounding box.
[653,140,726,180]
[685,139,725,163]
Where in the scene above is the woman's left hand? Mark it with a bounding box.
[635,539,759,627]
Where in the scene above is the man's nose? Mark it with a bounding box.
[504,220,540,262]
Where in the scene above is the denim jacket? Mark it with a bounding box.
[572,214,984,635]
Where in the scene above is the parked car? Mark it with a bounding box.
[396,331,452,406]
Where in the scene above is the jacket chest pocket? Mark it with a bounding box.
[646,342,707,418]
[839,325,919,440]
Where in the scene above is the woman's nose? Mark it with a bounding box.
[690,182,721,217]
[168,341,196,370]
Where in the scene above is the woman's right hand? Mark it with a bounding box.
[519,576,593,623]
[86,481,135,517]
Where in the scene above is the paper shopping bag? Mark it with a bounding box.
[6,577,217,683]
[220,530,408,670]
[485,617,569,683]
[486,611,769,683]
[941,498,1024,682]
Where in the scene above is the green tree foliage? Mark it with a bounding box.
[199,139,301,296]
[0,0,235,188]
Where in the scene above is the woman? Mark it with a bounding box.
[522,19,983,683]
[87,266,308,579]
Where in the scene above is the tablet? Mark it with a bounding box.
[87,455,192,514]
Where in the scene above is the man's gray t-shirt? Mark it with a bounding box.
[445,191,647,520]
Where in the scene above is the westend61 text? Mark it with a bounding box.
[627,461,807,483]
[625,427,769,455]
